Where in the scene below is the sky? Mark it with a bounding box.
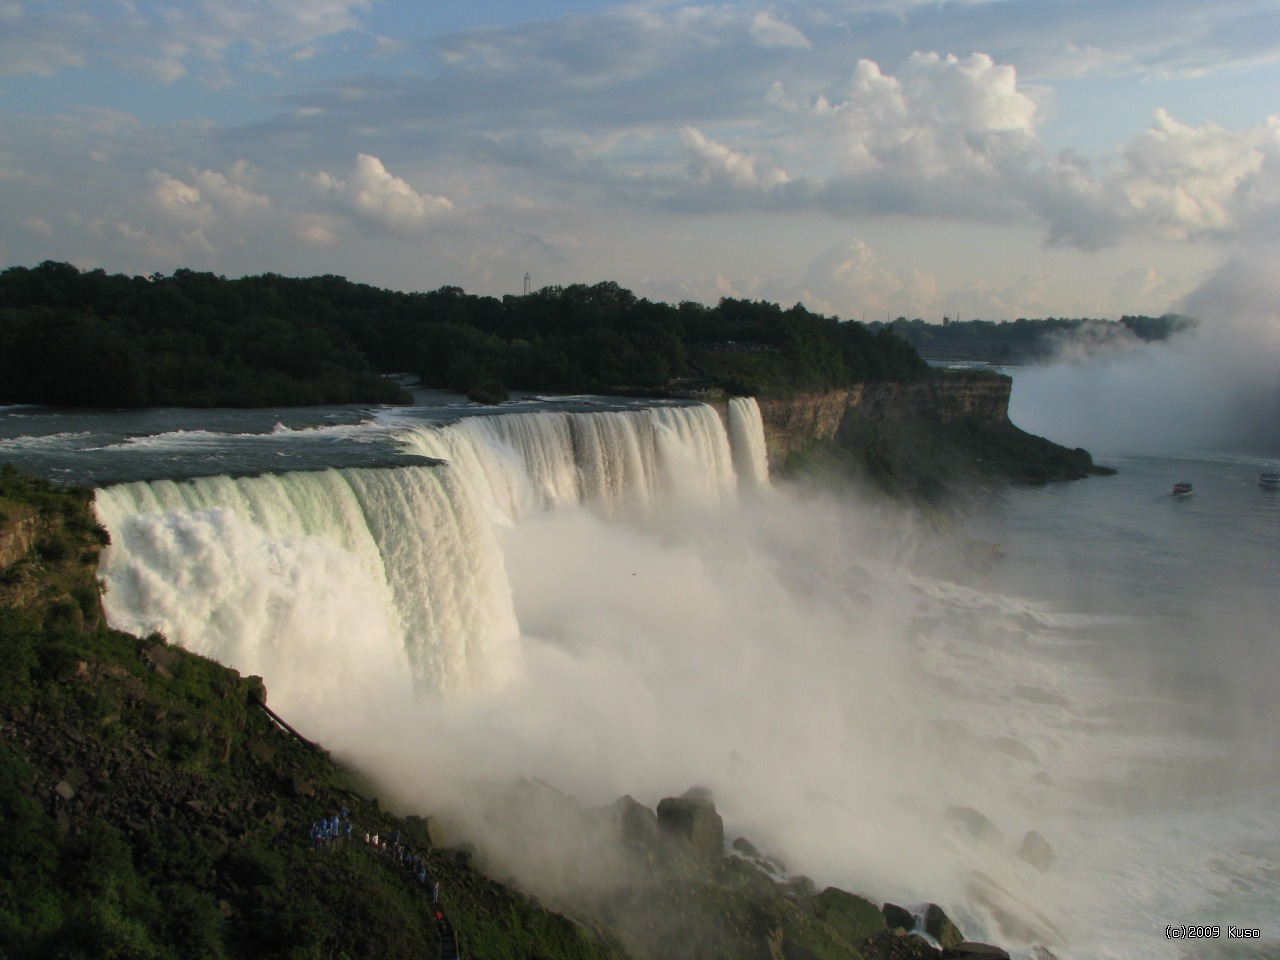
[3,0,1280,322]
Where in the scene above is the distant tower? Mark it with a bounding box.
[523,272,531,295]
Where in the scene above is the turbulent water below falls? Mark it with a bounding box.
[5,393,1276,959]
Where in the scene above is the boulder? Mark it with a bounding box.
[924,903,964,949]
[882,902,916,931]
[605,794,659,848]
[939,943,1010,959]
[1016,830,1055,873]
[806,887,886,945]
[945,806,1003,847]
[656,793,723,860]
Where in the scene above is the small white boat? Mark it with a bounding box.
[1260,472,1280,489]
[1171,482,1193,497]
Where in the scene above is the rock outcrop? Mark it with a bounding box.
[751,375,1014,466]
[656,790,724,860]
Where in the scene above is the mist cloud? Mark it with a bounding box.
[1010,247,1280,456]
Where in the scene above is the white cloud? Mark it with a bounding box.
[149,171,215,227]
[311,153,453,233]
[1117,109,1280,239]
[749,11,810,50]
[817,53,1040,183]
[195,161,271,218]
[680,126,789,189]
[294,214,340,246]
[168,0,375,58]
[798,240,937,319]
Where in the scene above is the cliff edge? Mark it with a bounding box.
[740,372,1109,504]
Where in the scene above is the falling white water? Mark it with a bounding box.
[395,403,740,523]
[93,466,519,698]
[95,402,750,705]
[727,396,770,489]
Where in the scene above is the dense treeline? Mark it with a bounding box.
[0,262,926,407]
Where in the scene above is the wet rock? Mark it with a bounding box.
[939,942,1010,959]
[883,902,916,931]
[604,794,658,849]
[806,887,886,945]
[990,736,1040,764]
[860,930,939,959]
[1017,830,1055,873]
[784,875,817,898]
[924,903,964,949]
[656,793,723,860]
[945,806,1004,846]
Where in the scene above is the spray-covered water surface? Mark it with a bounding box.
[5,390,1277,959]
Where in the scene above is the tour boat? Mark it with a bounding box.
[1171,482,1193,497]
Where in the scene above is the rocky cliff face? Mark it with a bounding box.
[750,374,1014,467]
[0,513,39,569]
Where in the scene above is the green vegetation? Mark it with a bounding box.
[1,263,927,408]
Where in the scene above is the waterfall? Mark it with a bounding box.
[727,396,770,488]
[395,403,739,522]
[95,401,761,702]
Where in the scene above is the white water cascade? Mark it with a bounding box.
[95,401,763,701]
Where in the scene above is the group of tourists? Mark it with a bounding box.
[308,808,353,847]
[307,813,441,902]
[305,808,457,956]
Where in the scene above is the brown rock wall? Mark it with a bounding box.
[0,514,39,569]
[751,375,1013,469]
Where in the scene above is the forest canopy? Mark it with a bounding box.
[0,262,928,407]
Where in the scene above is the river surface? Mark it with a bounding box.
[961,453,1280,959]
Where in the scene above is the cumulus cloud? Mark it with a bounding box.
[194,162,272,218]
[680,126,789,189]
[1117,110,1280,239]
[805,53,1042,216]
[311,154,453,233]
[148,162,270,226]
[798,240,934,319]
[149,171,215,228]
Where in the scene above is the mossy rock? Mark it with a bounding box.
[656,794,723,861]
[806,887,887,948]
